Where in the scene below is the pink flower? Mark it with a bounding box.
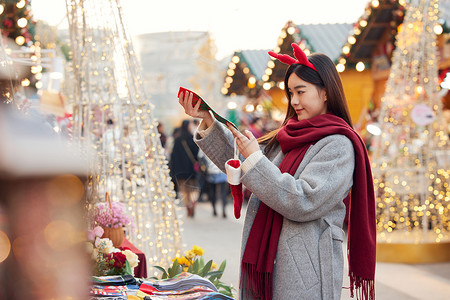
[91,201,132,229]
[87,226,105,241]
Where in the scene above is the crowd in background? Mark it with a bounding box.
[157,116,275,218]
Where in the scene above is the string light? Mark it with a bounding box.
[66,0,182,269]
[371,0,449,245]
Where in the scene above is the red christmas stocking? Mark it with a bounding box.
[226,159,243,219]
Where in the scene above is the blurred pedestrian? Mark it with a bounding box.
[169,119,199,217]
[198,150,229,218]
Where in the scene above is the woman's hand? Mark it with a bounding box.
[226,123,259,159]
[178,91,214,127]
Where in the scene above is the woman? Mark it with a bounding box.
[169,119,199,217]
[178,44,376,300]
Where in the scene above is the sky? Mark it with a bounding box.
[31,0,370,60]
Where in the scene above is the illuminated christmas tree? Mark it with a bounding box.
[371,0,449,261]
[65,0,182,269]
[0,0,36,46]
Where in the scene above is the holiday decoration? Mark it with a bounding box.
[225,138,243,219]
[65,0,182,270]
[371,0,450,262]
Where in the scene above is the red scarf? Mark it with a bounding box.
[240,114,376,300]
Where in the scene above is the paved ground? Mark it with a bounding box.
[180,200,450,299]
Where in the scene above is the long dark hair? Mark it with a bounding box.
[259,53,353,154]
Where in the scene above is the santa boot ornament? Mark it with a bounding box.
[225,138,243,219]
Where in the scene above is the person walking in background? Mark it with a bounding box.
[157,121,168,149]
[169,119,199,217]
[198,150,229,218]
[178,44,376,299]
[247,117,264,139]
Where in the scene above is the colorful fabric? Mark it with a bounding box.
[92,274,137,286]
[241,113,376,300]
[90,285,127,296]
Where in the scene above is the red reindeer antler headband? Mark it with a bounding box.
[268,43,317,72]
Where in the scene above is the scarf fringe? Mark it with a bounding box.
[241,262,273,300]
[350,272,375,300]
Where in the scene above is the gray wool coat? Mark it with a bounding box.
[194,120,355,300]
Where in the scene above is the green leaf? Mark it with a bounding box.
[192,259,200,274]
[204,270,223,281]
[168,260,182,278]
[200,260,213,277]
[216,260,226,279]
[124,260,133,276]
[153,266,168,278]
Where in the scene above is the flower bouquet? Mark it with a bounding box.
[90,192,132,247]
[87,226,139,276]
[152,245,234,297]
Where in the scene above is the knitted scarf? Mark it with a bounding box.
[240,113,376,300]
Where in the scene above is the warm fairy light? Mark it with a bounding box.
[17,17,27,28]
[262,74,269,81]
[354,28,361,35]
[280,30,287,39]
[243,67,249,74]
[35,81,43,89]
[247,76,256,88]
[15,36,25,45]
[16,0,26,8]
[221,87,228,95]
[227,101,237,109]
[231,55,240,64]
[31,65,42,74]
[245,104,255,112]
[278,81,285,90]
[265,68,272,75]
[228,62,236,69]
[0,5,4,15]
[227,69,235,76]
[267,60,275,68]
[371,0,379,8]
[348,36,356,44]
[263,82,272,90]
[225,76,233,84]
[433,24,443,35]
[339,58,346,64]
[287,26,296,35]
[0,231,11,263]
[415,85,424,94]
[342,45,350,55]
[256,104,263,112]
[356,61,365,72]
[21,78,30,86]
[360,20,368,27]
[336,63,345,73]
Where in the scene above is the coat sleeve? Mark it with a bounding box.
[241,135,355,222]
[193,120,237,174]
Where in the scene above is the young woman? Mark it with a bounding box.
[178,44,376,300]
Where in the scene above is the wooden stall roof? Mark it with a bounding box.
[342,0,404,65]
[266,21,352,84]
[337,0,450,69]
[222,49,270,96]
